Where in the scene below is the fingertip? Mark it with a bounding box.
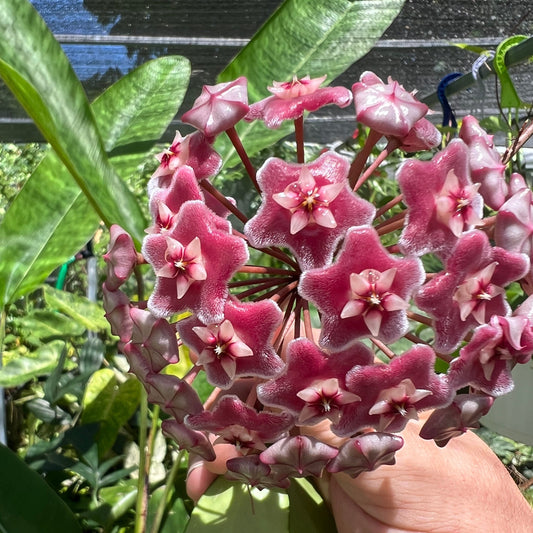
[186,462,218,503]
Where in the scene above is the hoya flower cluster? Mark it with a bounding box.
[103,73,533,488]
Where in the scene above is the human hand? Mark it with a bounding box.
[307,413,533,533]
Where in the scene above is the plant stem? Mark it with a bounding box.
[375,194,404,219]
[0,308,6,445]
[229,276,293,288]
[200,180,248,224]
[225,126,259,192]
[238,265,297,276]
[134,388,150,533]
[348,129,382,187]
[353,138,399,192]
[370,337,396,359]
[301,299,315,343]
[294,116,305,163]
[149,449,185,533]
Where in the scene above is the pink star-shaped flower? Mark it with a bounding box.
[415,230,530,353]
[176,298,284,389]
[161,418,216,461]
[459,115,507,210]
[495,186,533,270]
[186,395,294,454]
[398,139,484,258]
[127,307,180,372]
[419,393,494,447]
[327,432,404,478]
[299,225,424,350]
[448,314,533,396]
[352,71,428,138]
[245,75,352,129]
[257,338,373,425]
[394,117,442,152]
[181,77,249,137]
[333,345,452,436]
[225,455,290,490]
[149,131,222,192]
[245,151,375,270]
[103,225,139,290]
[142,200,248,324]
[259,435,338,478]
[146,165,204,234]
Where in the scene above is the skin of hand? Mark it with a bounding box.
[306,414,533,533]
[186,412,533,533]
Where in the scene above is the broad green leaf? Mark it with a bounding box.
[86,480,138,528]
[0,340,64,387]
[494,35,528,108]
[288,478,336,533]
[0,0,146,241]
[216,0,405,165]
[0,444,82,533]
[186,477,289,532]
[15,309,85,341]
[147,486,190,533]
[81,369,142,454]
[43,285,110,333]
[0,54,190,307]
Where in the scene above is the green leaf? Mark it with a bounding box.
[494,35,528,108]
[0,1,146,241]
[186,477,289,532]
[0,444,82,533]
[87,480,138,527]
[81,369,142,454]
[0,340,64,387]
[147,487,190,533]
[15,309,86,342]
[0,53,190,307]
[42,285,110,333]
[288,478,336,533]
[216,0,405,165]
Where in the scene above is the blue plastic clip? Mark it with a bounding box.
[437,72,462,128]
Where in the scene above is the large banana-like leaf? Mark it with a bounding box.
[0,53,190,307]
[0,0,148,240]
[216,0,405,166]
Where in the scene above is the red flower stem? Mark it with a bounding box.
[353,138,400,192]
[245,384,257,407]
[182,365,202,385]
[229,276,293,288]
[374,210,405,231]
[203,386,223,411]
[407,311,433,327]
[294,116,305,164]
[237,278,291,300]
[265,247,300,270]
[273,296,297,353]
[238,265,297,276]
[200,180,248,224]
[376,217,405,236]
[301,299,315,344]
[403,332,430,345]
[370,337,396,359]
[269,280,299,304]
[436,352,453,364]
[225,126,260,193]
[375,194,404,219]
[348,128,383,187]
[293,298,302,340]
